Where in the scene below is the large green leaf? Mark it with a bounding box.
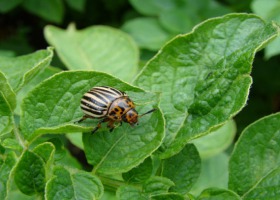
[20,71,163,145]
[0,47,53,92]
[44,25,139,82]
[229,112,280,196]
[134,13,279,158]
[83,103,164,174]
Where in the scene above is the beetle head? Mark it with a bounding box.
[122,108,139,126]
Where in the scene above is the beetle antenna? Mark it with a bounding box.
[139,108,157,118]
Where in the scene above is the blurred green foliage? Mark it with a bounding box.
[0,0,280,198]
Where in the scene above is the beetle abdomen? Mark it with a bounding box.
[80,86,125,118]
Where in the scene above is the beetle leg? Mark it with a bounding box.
[92,118,109,134]
[107,120,115,132]
[76,115,90,123]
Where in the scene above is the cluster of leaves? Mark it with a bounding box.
[1,13,280,200]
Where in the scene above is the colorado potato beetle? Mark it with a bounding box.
[77,86,156,134]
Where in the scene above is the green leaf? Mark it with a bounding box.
[23,0,64,23]
[243,166,280,199]
[83,104,164,174]
[251,0,280,22]
[0,47,53,92]
[44,25,139,82]
[134,13,279,159]
[0,151,17,200]
[162,143,201,194]
[66,132,84,150]
[197,188,241,200]
[1,138,22,151]
[229,112,280,196]
[190,152,229,196]
[0,0,23,13]
[32,142,55,164]
[14,150,45,195]
[251,0,280,59]
[20,71,162,142]
[0,71,16,110]
[192,120,236,158]
[122,17,171,51]
[117,176,178,200]
[122,157,153,183]
[264,37,280,59]
[0,71,16,136]
[143,176,174,195]
[45,166,103,200]
[0,92,14,137]
[117,185,146,200]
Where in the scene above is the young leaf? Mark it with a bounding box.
[122,157,153,183]
[229,112,280,196]
[197,188,241,200]
[45,166,103,200]
[0,92,14,137]
[0,151,17,200]
[0,47,53,92]
[0,71,16,110]
[243,166,280,199]
[117,185,146,200]
[83,105,164,174]
[117,176,178,200]
[20,71,161,142]
[1,138,22,151]
[44,25,139,82]
[143,176,174,195]
[161,143,201,194]
[32,142,55,164]
[14,150,45,195]
[134,13,279,158]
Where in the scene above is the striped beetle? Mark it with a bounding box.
[77,86,156,134]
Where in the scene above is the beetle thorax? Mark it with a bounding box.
[107,96,136,123]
